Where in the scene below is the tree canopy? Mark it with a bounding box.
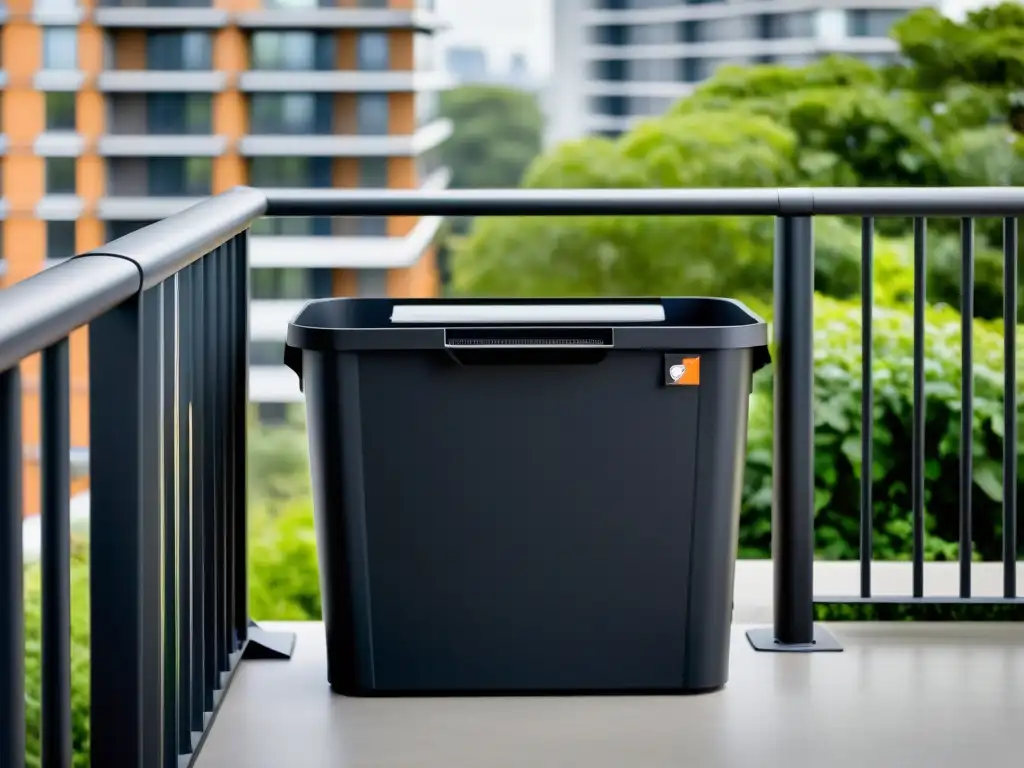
[451,3,1024,317]
[439,85,544,190]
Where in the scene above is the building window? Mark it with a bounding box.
[249,341,286,367]
[44,92,77,131]
[249,94,333,135]
[358,158,389,188]
[249,31,335,70]
[106,220,157,241]
[847,9,908,38]
[147,158,212,196]
[357,32,390,71]
[45,221,77,263]
[147,94,212,134]
[45,158,77,194]
[250,268,333,300]
[356,93,389,135]
[42,28,78,70]
[146,32,212,70]
[248,157,333,188]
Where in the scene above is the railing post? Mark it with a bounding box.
[747,211,841,653]
[0,366,25,768]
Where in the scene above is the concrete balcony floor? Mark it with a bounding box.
[198,562,1024,768]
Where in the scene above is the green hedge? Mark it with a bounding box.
[741,294,1021,562]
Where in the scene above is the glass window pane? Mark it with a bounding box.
[148,157,211,195]
[43,28,78,70]
[358,158,389,188]
[357,93,389,135]
[45,158,77,194]
[45,92,77,131]
[249,341,286,367]
[45,221,77,262]
[147,32,211,70]
[357,33,390,71]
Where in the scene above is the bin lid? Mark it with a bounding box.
[285,297,769,356]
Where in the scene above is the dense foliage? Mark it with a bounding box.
[453,8,1024,320]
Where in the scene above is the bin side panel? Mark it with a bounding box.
[356,351,703,693]
[683,349,753,690]
[303,351,377,694]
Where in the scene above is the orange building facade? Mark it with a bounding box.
[0,0,450,516]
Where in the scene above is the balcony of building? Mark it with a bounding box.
[2,186,1024,768]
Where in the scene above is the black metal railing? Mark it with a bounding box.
[0,187,293,768]
[2,186,1024,767]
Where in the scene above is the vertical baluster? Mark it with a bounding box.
[224,237,236,654]
[203,252,220,701]
[141,285,166,767]
[217,245,230,671]
[90,296,146,767]
[41,338,72,768]
[1003,217,1018,598]
[178,265,195,754]
[163,275,180,767]
[860,217,874,598]
[912,217,927,597]
[191,260,207,728]
[0,366,25,768]
[960,218,975,597]
[234,233,250,645]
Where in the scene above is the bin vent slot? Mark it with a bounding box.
[392,304,664,325]
[445,328,614,348]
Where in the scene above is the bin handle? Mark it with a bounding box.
[284,344,303,392]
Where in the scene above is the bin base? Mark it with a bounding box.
[329,683,726,698]
[745,625,843,653]
[243,621,297,660]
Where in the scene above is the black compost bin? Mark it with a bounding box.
[284,297,769,697]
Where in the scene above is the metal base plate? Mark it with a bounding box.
[746,625,843,653]
[243,622,297,660]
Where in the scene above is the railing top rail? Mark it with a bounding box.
[4,183,1024,373]
[83,185,267,291]
[262,186,1024,217]
[0,186,267,373]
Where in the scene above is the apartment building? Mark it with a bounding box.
[547,0,936,144]
[0,0,451,515]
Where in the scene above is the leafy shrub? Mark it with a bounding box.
[24,539,91,768]
[248,499,322,621]
[740,295,1021,562]
[23,496,323,768]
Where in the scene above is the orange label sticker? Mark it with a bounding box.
[665,355,701,386]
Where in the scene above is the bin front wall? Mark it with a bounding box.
[303,346,754,694]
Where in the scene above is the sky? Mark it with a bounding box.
[433,0,993,82]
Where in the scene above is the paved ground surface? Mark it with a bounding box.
[197,560,1024,768]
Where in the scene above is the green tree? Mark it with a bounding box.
[439,85,544,191]
[452,13,1024,318]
